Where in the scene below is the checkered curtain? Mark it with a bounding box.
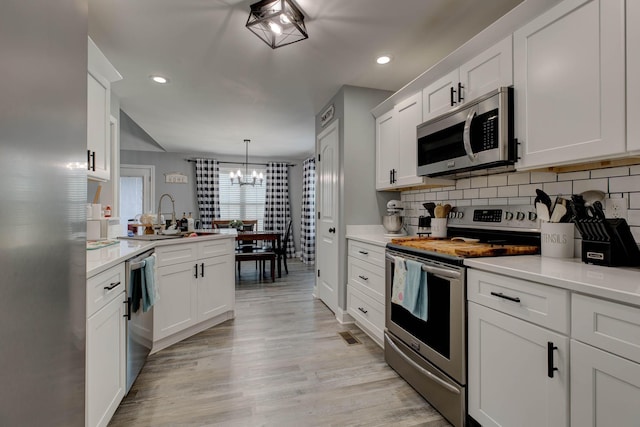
[195,158,220,229]
[264,162,295,257]
[300,158,316,264]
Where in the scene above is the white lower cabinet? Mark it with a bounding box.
[571,340,640,427]
[346,239,385,346]
[467,269,569,427]
[86,263,126,427]
[570,294,640,427]
[153,239,234,347]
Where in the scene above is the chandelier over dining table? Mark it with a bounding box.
[229,139,264,186]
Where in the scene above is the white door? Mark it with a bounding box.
[459,35,513,103]
[468,302,569,427]
[316,119,339,314]
[394,92,425,187]
[571,340,640,427]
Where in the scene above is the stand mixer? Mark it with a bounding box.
[383,200,407,237]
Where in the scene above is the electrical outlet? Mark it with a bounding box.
[604,197,628,219]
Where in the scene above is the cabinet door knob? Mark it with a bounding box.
[450,86,456,106]
[200,262,204,277]
[123,297,131,320]
[194,264,198,278]
[458,82,464,102]
[329,227,336,234]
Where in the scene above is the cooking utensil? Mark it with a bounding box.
[536,202,550,222]
[549,204,566,223]
[592,201,606,220]
[434,204,445,218]
[580,190,606,206]
[93,184,102,204]
[535,189,552,211]
[443,204,452,217]
[423,202,436,217]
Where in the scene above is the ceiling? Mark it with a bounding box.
[88,0,523,159]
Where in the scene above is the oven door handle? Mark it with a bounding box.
[463,107,477,162]
[386,254,462,280]
[385,334,460,395]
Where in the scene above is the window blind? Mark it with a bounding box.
[219,165,267,230]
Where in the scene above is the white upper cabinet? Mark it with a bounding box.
[422,36,513,123]
[628,0,640,153]
[87,38,121,181]
[376,93,453,190]
[514,0,625,169]
[375,109,397,190]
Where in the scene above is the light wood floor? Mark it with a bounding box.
[109,259,450,427]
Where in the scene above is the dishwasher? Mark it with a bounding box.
[124,248,155,394]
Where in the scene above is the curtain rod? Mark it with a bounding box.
[186,159,295,167]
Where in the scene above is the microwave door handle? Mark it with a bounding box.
[463,107,477,161]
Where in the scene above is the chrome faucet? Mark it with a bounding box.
[157,193,176,232]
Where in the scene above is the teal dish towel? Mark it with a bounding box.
[402,259,429,321]
[141,254,158,312]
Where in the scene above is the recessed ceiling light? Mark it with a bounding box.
[150,75,169,84]
[376,56,392,65]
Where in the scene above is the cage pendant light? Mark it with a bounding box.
[229,139,263,186]
[246,0,308,49]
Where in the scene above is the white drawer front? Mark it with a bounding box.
[348,240,385,267]
[572,294,640,364]
[467,269,570,334]
[156,243,198,267]
[348,257,384,301]
[347,286,384,344]
[198,238,233,259]
[87,263,125,317]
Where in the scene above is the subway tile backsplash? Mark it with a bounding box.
[401,166,640,242]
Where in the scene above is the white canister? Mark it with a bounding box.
[431,218,448,238]
[540,222,575,258]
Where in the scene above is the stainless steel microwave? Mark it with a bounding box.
[417,87,515,177]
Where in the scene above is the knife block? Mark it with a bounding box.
[576,218,640,266]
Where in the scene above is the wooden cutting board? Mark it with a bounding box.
[390,236,539,258]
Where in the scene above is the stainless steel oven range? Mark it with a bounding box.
[384,205,540,427]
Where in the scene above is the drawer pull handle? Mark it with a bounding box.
[194,264,198,278]
[547,341,559,378]
[201,262,205,277]
[358,275,369,281]
[358,307,368,314]
[490,291,521,303]
[358,250,369,255]
[104,281,120,291]
[123,297,131,320]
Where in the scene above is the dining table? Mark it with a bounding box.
[235,230,283,278]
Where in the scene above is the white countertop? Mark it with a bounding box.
[87,231,236,278]
[465,255,640,307]
[345,224,407,247]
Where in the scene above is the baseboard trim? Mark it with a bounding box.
[151,310,234,354]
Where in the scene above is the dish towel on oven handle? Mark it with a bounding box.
[402,259,429,321]
[391,256,406,304]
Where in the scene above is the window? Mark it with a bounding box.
[219,165,267,230]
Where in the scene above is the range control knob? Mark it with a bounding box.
[528,211,538,221]
[505,211,514,221]
[456,211,464,219]
[516,211,526,221]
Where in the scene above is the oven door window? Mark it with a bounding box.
[390,271,451,359]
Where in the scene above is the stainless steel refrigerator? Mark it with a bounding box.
[0,1,88,425]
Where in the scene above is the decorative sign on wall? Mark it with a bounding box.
[320,104,335,127]
[165,172,188,184]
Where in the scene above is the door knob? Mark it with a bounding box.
[328,227,336,233]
